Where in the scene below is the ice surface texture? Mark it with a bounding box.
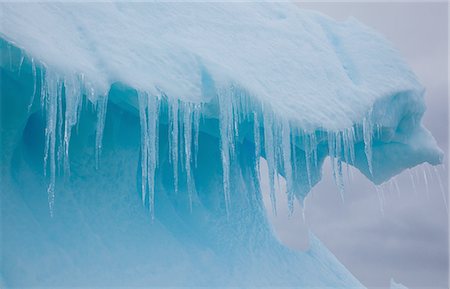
[0,2,442,288]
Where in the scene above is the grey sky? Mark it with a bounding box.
[262,3,449,289]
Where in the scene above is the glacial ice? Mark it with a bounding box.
[390,278,409,289]
[0,2,443,288]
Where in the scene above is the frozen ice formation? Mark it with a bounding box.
[390,278,409,289]
[0,2,442,288]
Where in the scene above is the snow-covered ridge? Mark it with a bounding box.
[1,2,424,129]
[0,2,442,217]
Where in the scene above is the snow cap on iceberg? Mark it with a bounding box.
[0,2,442,213]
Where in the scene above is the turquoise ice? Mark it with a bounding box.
[0,3,442,288]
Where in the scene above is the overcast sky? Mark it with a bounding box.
[262,3,449,289]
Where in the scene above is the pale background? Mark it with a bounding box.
[261,2,449,289]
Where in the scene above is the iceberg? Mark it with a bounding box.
[0,2,442,288]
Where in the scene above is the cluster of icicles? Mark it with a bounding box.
[29,64,446,219]
[34,68,108,217]
[33,66,371,220]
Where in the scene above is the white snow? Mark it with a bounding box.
[0,2,424,130]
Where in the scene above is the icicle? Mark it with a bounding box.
[218,90,235,215]
[169,98,179,193]
[263,109,277,215]
[253,111,261,175]
[381,182,390,199]
[362,114,373,175]
[291,129,299,183]
[392,177,401,198]
[183,103,195,210]
[342,129,351,183]
[138,93,149,205]
[193,104,201,168]
[335,132,345,202]
[76,74,86,125]
[298,197,307,223]
[311,133,318,170]
[342,129,349,164]
[54,76,83,175]
[408,169,417,195]
[75,73,86,135]
[56,79,64,175]
[414,168,421,189]
[433,166,448,211]
[42,70,61,217]
[179,108,186,171]
[304,133,313,190]
[95,94,108,169]
[386,181,392,198]
[342,127,355,182]
[138,92,159,220]
[349,127,356,165]
[328,132,344,203]
[40,69,46,115]
[281,119,294,214]
[422,166,430,199]
[375,185,385,216]
[328,132,336,180]
[273,120,282,198]
[18,53,25,75]
[27,58,37,113]
[231,87,240,140]
[146,95,159,219]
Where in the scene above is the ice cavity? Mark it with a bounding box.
[0,2,442,218]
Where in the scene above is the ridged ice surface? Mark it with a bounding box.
[0,2,443,288]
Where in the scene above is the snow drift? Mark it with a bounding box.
[0,2,442,288]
